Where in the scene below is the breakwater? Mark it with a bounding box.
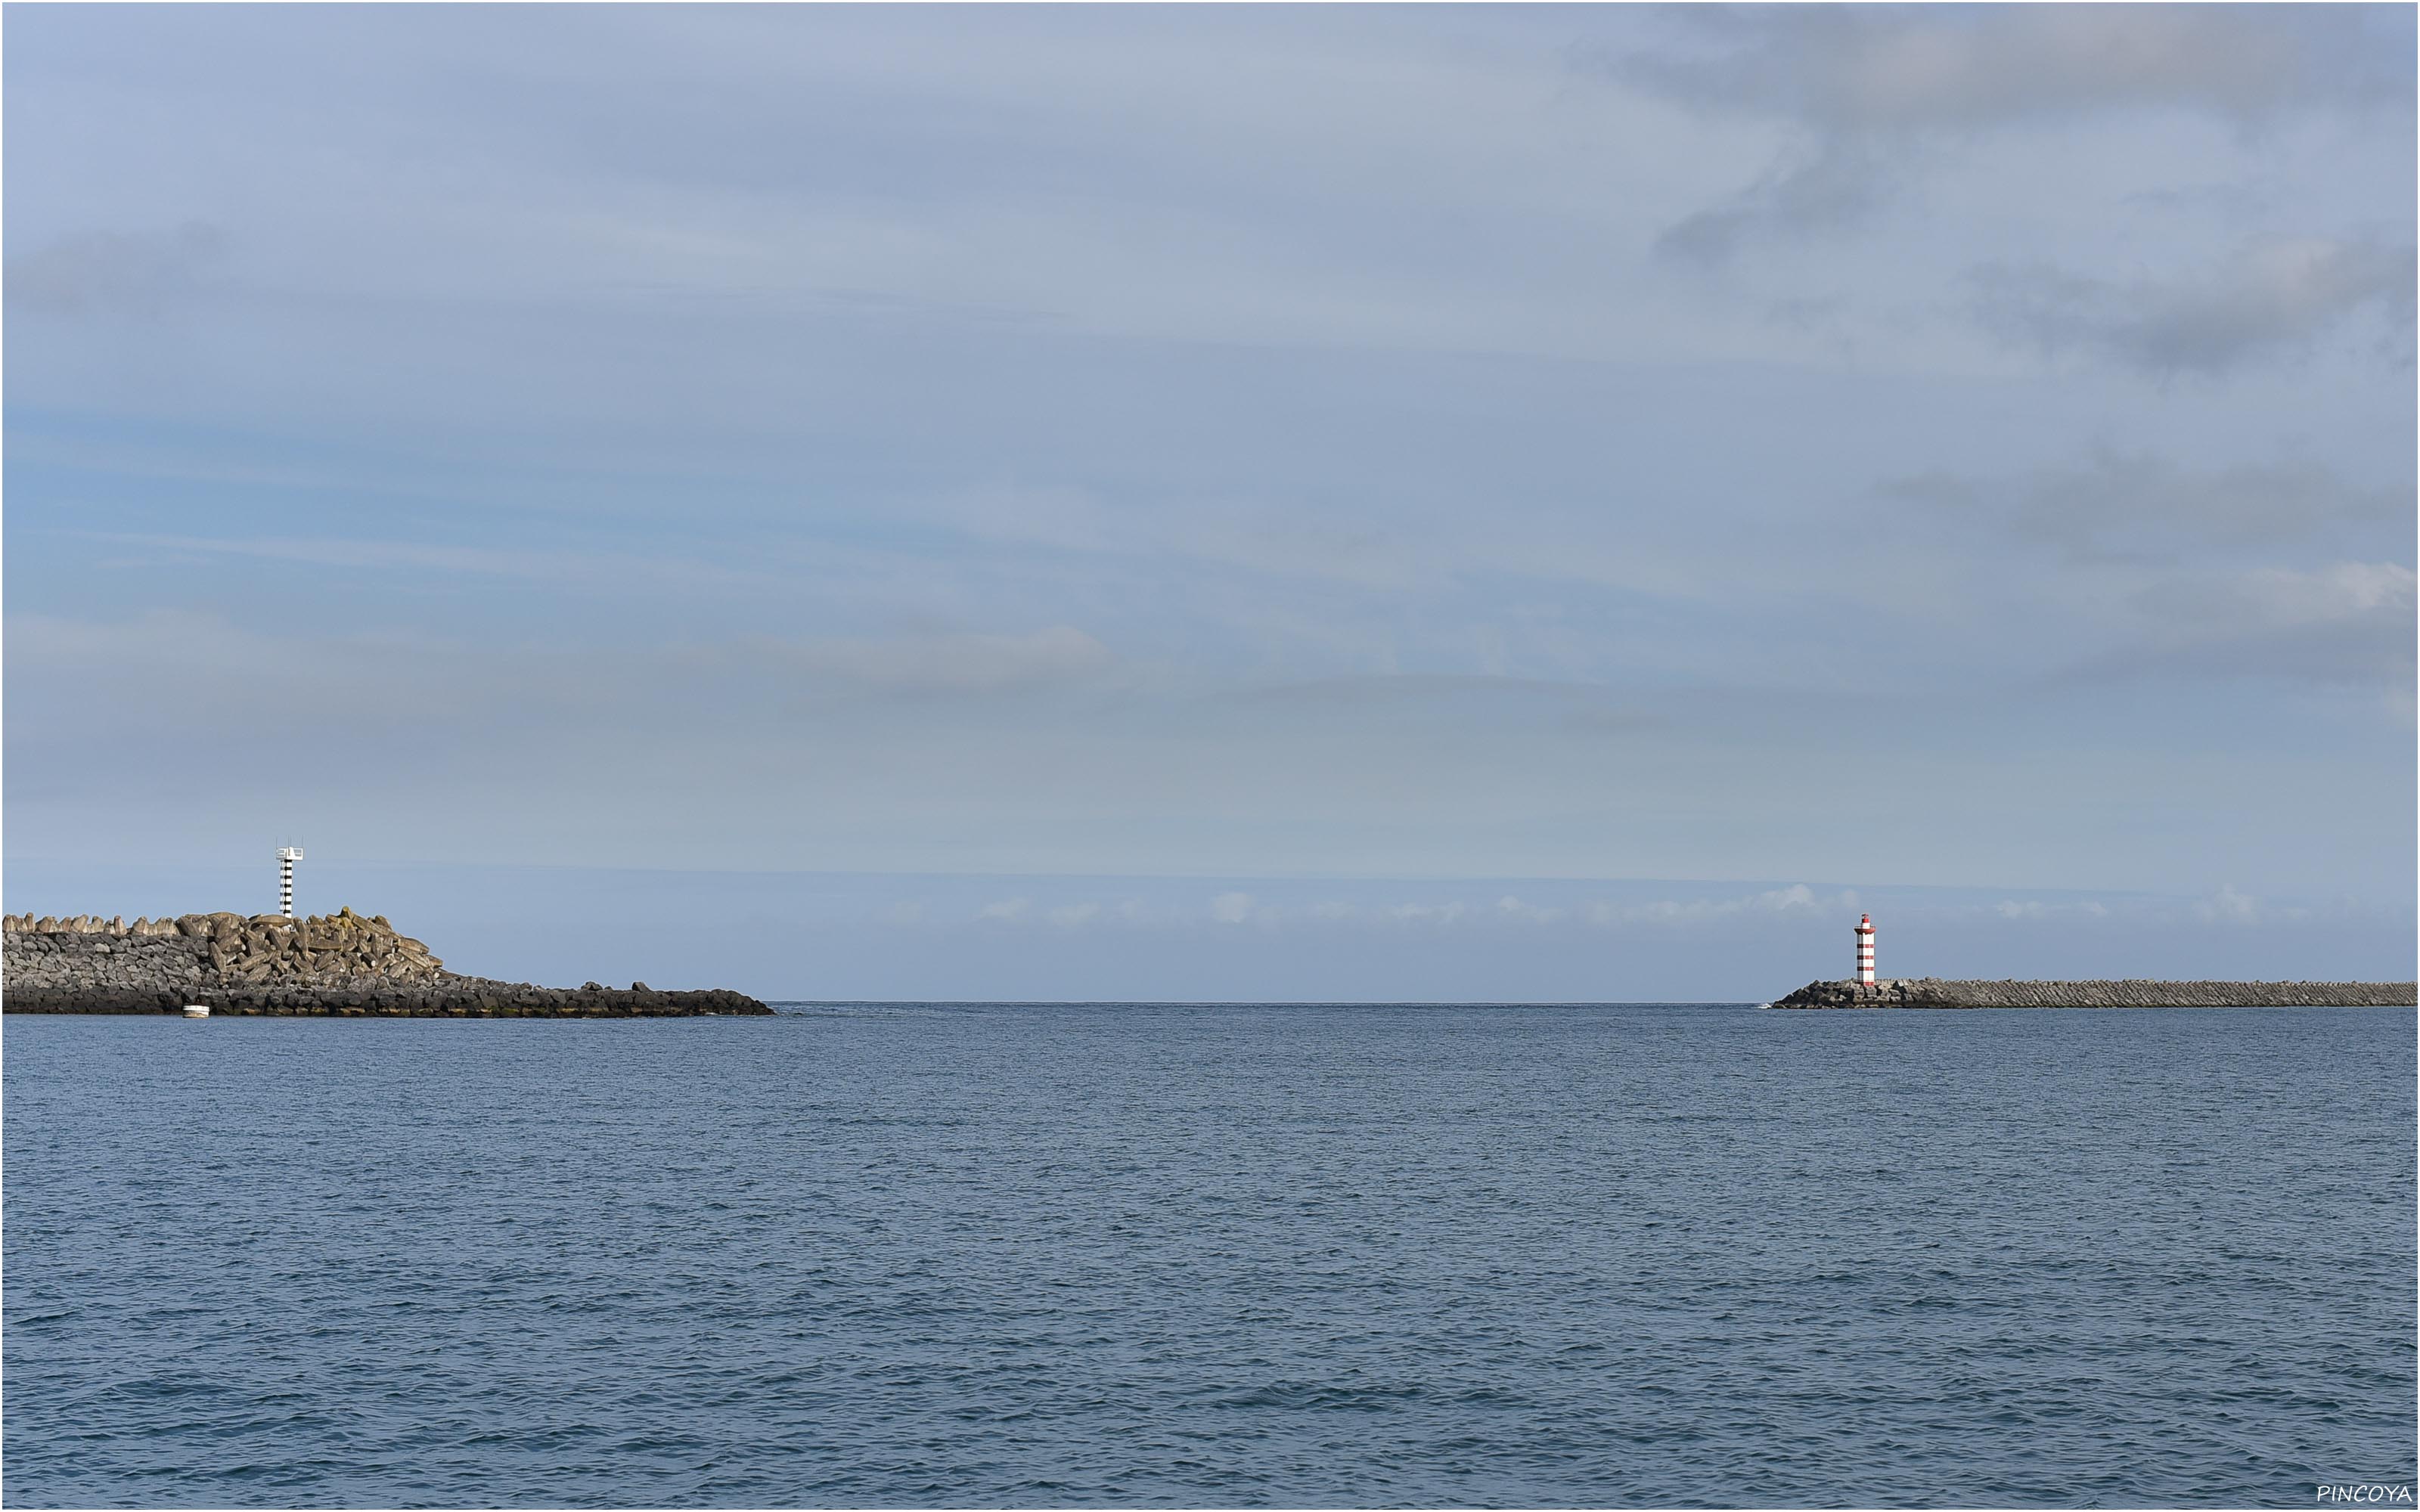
[1769,977,2416,1010]
[2,911,770,1017]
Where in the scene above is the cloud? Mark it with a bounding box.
[966,897,1117,928]
[2,609,470,742]
[2061,561,2416,689]
[2194,884,2262,924]
[5,222,226,316]
[2,8,2409,934]
[1970,238,2416,374]
[1994,899,2111,920]
[1586,883,1859,927]
[774,626,1115,695]
[2147,561,2416,628]
[1221,674,1653,736]
[1208,891,1256,925]
[76,529,777,593]
[1623,8,2392,137]
[1494,894,1567,923]
[1615,8,2408,264]
[1881,447,2410,561]
[1654,140,1894,267]
[933,483,1434,593]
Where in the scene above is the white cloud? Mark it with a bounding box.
[1996,899,2116,920]
[2194,885,2262,924]
[1047,901,1102,927]
[2223,562,2415,624]
[1587,884,1859,927]
[976,897,1032,922]
[1495,894,1567,923]
[1388,901,1468,925]
[1209,891,1256,925]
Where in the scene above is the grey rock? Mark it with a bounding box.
[4,909,771,1018]
[1766,977,2415,1010]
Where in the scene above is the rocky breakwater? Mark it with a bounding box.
[2,910,771,1017]
[1769,977,2417,1010]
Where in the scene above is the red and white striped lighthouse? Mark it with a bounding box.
[1854,912,1876,984]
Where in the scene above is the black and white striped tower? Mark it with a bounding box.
[1854,912,1876,985]
[277,847,304,917]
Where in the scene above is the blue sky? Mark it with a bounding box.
[6,5,2413,997]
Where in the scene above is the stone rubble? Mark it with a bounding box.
[1,909,771,1017]
[1767,977,2416,1009]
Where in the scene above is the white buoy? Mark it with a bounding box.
[182,1004,211,1019]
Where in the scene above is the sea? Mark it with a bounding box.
[5,1002,2412,1508]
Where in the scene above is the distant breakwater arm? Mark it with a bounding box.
[1767,978,2416,1010]
[1,910,771,1017]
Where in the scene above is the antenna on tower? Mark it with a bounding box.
[276,846,305,917]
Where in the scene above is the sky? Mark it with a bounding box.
[5,5,2413,999]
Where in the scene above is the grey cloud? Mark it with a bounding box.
[4,7,2412,925]
[5,609,461,741]
[1216,674,1659,739]
[2075,616,2415,691]
[1882,448,2416,687]
[4,612,1124,763]
[2065,561,2415,688]
[1227,672,1619,707]
[768,627,1118,696]
[1654,141,1894,267]
[5,222,225,316]
[1616,7,2409,264]
[934,485,1435,593]
[1623,7,2396,136]
[2136,560,2414,630]
[1882,447,2410,561]
[76,531,780,593]
[1970,238,2416,374]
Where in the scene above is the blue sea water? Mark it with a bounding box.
[5,1002,2412,1508]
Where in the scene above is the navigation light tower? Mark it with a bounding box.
[277,847,304,917]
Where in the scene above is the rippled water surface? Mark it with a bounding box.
[6,1003,2413,1507]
